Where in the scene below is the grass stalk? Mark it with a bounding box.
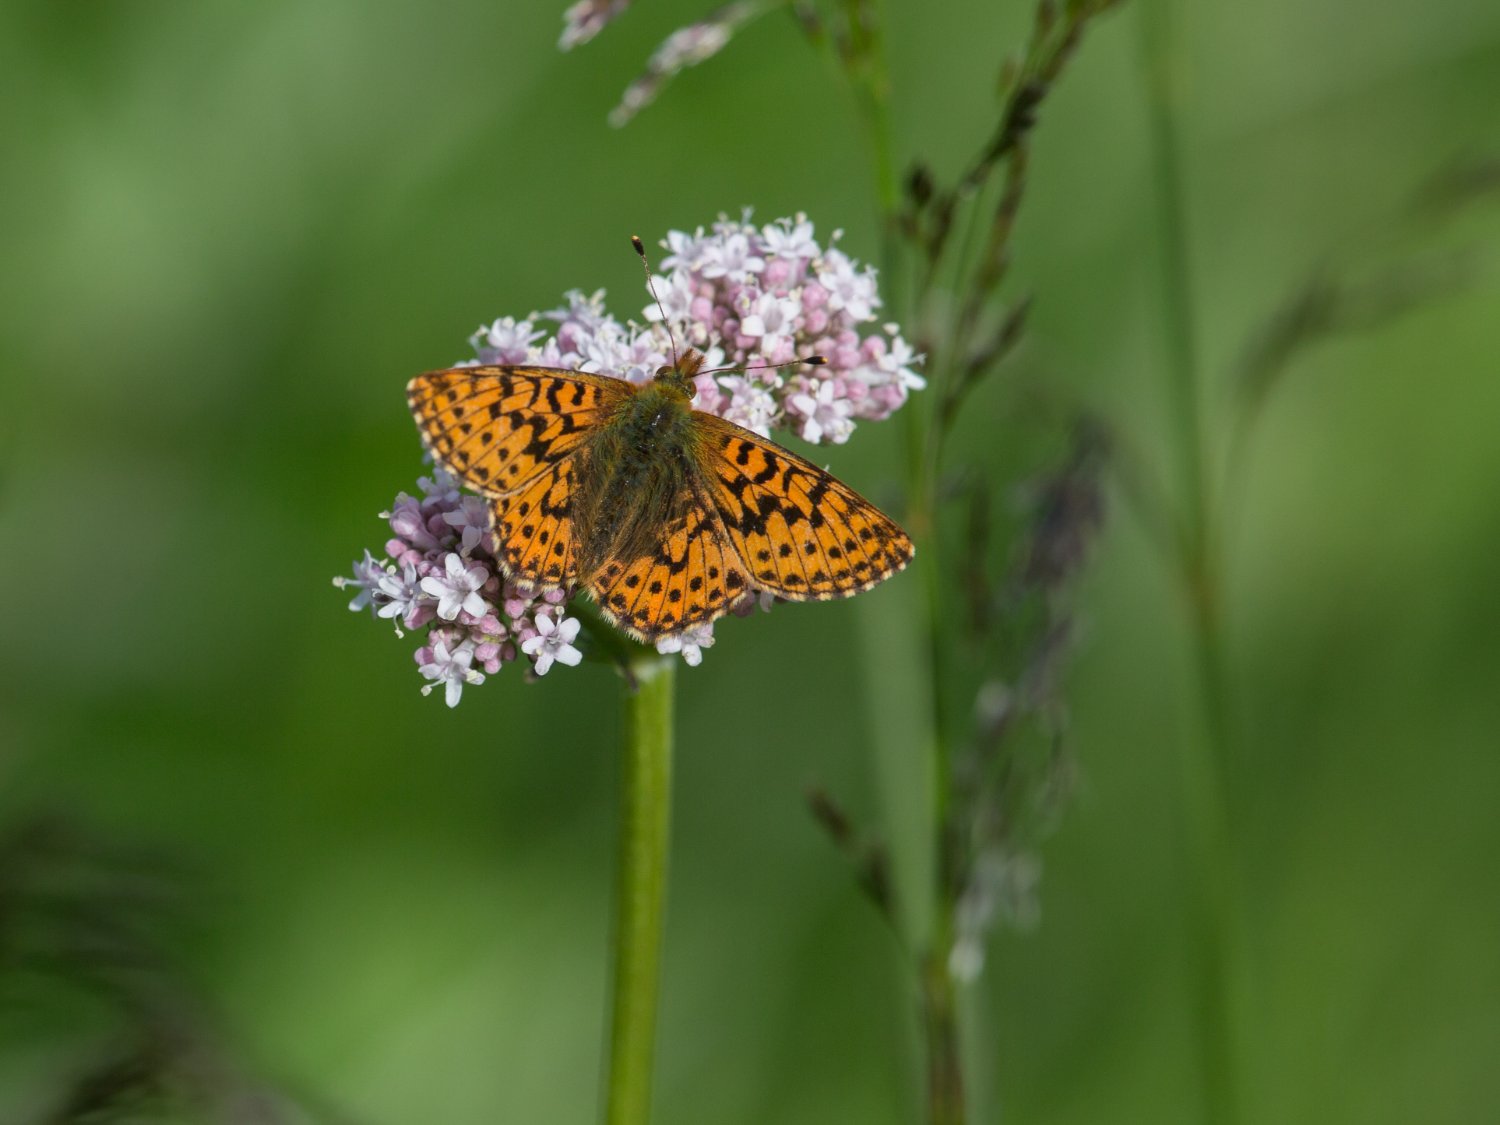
[1138,2,1245,1122]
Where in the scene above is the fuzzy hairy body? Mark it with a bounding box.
[571,379,701,586]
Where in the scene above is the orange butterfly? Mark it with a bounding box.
[407,255,913,643]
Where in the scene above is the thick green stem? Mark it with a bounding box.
[602,657,676,1125]
[1139,3,1245,1123]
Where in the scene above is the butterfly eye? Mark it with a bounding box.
[655,365,673,378]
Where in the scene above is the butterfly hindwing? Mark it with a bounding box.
[407,366,627,498]
[692,413,914,601]
[587,488,753,641]
[491,457,579,591]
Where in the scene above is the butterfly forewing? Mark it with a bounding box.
[407,366,627,498]
[691,413,914,601]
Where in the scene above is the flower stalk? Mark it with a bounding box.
[603,655,677,1125]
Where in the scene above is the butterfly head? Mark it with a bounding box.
[652,348,705,400]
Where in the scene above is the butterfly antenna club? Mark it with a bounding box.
[633,234,681,370]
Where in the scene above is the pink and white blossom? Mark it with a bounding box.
[418,637,485,708]
[789,380,856,445]
[336,213,920,702]
[655,623,716,667]
[421,553,491,621]
[521,615,584,676]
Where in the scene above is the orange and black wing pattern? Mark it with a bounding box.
[585,489,754,641]
[406,366,627,498]
[691,412,913,601]
[407,366,629,592]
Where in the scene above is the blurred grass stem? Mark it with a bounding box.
[603,656,676,1125]
[839,0,902,288]
[849,0,968,1115]
[1139,2,1245,1122]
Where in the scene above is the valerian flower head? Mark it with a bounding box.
[336,214,920,703]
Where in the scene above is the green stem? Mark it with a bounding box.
[603,656,676,1125]
[904,229,966,1125]
[1139,3,1244,1123]
[920,929,964,1125]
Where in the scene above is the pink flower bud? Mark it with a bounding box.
[762,259,793,287]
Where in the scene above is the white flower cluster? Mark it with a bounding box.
[471,213,923,446]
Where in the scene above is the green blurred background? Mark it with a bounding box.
[3,0,1498,1121]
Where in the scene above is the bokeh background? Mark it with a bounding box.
[3,0,1498,1122]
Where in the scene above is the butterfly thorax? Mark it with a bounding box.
[570,375,704,583]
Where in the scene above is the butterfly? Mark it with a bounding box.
[406,250,913,643]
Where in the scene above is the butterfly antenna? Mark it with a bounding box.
[701,354,828,377]
[632,234,680,370]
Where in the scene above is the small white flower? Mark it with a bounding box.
[442,495,492,554]
[613,326,674,385]
[421,553,490,621]
[521,614,584,675]
[655,622,715,667]
[717,374,781,437]
[761,216,819,260]
[738,290,800,357]
[419,638,485,708]
[660,228,706,271]
[789,380,855,444]
[376,562,425,633]
[642,268,696,332]
[699,231,765,282]
[544,288,612,335]
[817,248,880,322]
[418,468,462,502]
[877,332,927,391]
[471,316,544,364]
[575,319,635,376]
[336,550,388,613]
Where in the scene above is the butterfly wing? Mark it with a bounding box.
[407,366,628,498]
[691,412,914,601]
[407,366,630,591]
[586,486,754,642]
[489,457,581,590]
